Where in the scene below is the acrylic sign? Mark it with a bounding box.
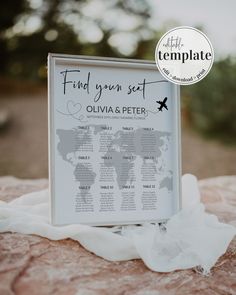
[48,54,181,226]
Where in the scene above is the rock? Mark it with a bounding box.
[0,176,235,295]
[0,176,48,202]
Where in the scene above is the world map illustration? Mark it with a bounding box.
[56,125,173,200]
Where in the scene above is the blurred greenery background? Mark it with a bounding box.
[0,0,236,179]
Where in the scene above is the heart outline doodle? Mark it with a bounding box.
[56,100,88,122]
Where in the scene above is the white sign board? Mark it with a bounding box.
[48,54,181,226]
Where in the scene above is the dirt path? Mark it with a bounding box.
[0,90,236,179]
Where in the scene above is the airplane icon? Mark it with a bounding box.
[156,97,168,111]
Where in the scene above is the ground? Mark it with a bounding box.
[0,86,236,179]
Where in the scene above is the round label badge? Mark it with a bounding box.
[155,26,214,85]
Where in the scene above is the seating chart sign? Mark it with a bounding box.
[48,54,181,226]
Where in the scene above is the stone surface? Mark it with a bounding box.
[0,176,235,295]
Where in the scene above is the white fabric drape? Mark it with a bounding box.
[0,174,235,273]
